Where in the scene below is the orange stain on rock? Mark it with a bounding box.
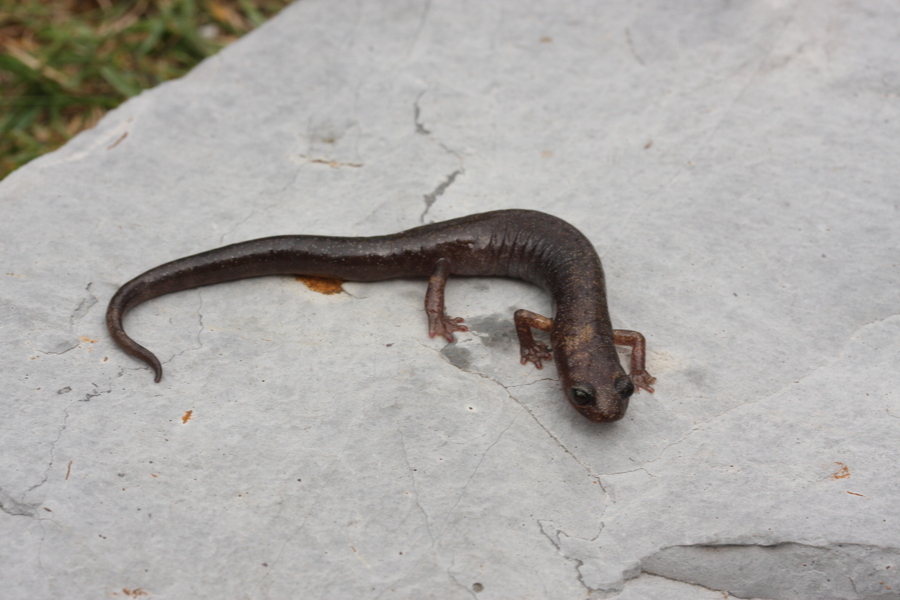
[832,462,851,479]
[295,275,344,295]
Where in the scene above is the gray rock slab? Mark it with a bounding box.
[1,1,898,598]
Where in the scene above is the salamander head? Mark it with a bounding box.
[567,374,634,422]
[554,337,634,422]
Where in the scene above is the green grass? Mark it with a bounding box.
[0,0,292,180]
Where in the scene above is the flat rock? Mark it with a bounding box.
[1,1,898,598]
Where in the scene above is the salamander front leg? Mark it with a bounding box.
[514,309,553,369]
[425,258,469,342]
[613,329,656,393]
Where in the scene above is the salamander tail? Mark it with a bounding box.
[106,287,164,382]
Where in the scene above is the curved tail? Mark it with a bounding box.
[105,238,299,382]
[106,282,164,382]
[105,234,429,382]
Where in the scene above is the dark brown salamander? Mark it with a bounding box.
[106,209,654,422]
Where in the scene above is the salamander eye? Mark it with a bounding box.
[570,385,595,406]
[614,376,635,399]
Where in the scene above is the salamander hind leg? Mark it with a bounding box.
[514,309,553,369]
[425,258,469,343]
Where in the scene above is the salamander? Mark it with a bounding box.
[106,209,654,422]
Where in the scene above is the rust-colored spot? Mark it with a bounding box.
[80,336,99,344]
[182,410,193,424]
[644,140,653,149]
[296,275,344,295]
[541,150,554,158]
[65,460,73,480]
[832,462,851,479]
[150,473,158,478]
[847,491,866,497]
[122,589,148,597]
[539,36,553,43]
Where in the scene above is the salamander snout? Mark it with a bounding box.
[567,375,634,422]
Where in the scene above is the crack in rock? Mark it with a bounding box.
[0,486,38,517]
[537,520,641,593]
[154,291,206,374]
[397,428,436,547]
[421,169,463,222]
[411,87,466,223]
[432,334,601,483]
[508,391,602,482]
[37,339,79,355]
[24,398,78,500]
[80,383,111,403]
[413,91,431,135]
[624,28,646,66]
[70,282,98,324]
[538,520,596,593]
